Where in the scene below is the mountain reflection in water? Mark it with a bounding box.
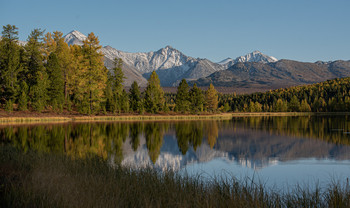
[1,116,350,172]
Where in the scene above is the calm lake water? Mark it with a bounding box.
[1,115,350,190]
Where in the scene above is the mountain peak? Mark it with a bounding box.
[165,45,174,49]
[64,30,87,46]
[235,51,278,63]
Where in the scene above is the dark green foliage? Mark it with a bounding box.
[129,81,142,113]
[24,28,49,112]
[0,24,21,103]
[5,99,13,112]
[18,81,28,111]
[221,77,350,113]
[144,71,164,113]
[189,83,204,113]
[175,79,190,113]
[46,53,64,111]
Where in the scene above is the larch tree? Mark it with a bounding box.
[53,31,73,105]
[77,32,107,114]
[144,71,164,113]
[0,24,22,104]
[205,83,218,112]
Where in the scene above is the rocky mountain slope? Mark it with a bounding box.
[193,59,350,90]
[217,50,278,69]
[101,45,225,86]
[60,30,349,90]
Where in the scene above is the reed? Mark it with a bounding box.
[1,146,349,208]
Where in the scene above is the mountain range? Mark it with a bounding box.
[60,30,350,91]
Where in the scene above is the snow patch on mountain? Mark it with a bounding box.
[63,30,87,46]
[218,51,278,68]
[102,45,197,74]
[217,57,234,65]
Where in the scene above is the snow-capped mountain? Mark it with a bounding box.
[102,45,197,74]
[114,134,231,172]
[218,50,278,69]
[63,30,87,46]
[101,45,225,86]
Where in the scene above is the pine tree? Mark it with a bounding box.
[25,29,49,112]
[111,58,125,113]
[144,71,164,113]
[129,81,141,112]
[205,83,218,112]
[46,53,64,111]
[0,24,22,103]
[189,83,204,113]
[175,79,190,113]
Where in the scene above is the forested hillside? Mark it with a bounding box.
[219,77,350,112]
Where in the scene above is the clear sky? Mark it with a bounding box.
[1,0,349,62]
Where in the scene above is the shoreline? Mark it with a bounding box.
[0,112,349,124]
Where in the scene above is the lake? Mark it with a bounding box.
[1,115,350,191]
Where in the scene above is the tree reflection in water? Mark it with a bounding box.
[1,115,349,165]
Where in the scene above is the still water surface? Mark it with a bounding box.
[1,115,350,190]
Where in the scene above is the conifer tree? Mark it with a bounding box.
[129,81,141,112]
[288,95,300,112]
[76,32,107,114]
[18,81,28,111]
[300,99,311,112]
[46,53,64,110]
[274,98,288,112]
[189,83,204,113]
[144,71,164,113]
[205,83,218,112]
[53,31,73,104]
[175,79,190,113]
[0,24,21,103]
[25,29,49,112]
[111,58,125,113]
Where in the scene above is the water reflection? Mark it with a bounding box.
[1,116,350,172]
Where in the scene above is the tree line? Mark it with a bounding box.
[0,25,219,114]
[219,77,350,112]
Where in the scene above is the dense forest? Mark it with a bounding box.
[0,25,349,114]
[219,77,350,112]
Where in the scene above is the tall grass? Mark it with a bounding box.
[1,145,349,208]
[0,113,234,124]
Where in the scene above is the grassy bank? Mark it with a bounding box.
[1,146,349,208]
[0,113,234,124]
[1,112,350,124]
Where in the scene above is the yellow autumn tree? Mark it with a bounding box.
[53,31,74,104]
[205,83,218,112]
[75,32,107,114]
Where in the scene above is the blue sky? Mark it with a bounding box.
[1,0,349,62]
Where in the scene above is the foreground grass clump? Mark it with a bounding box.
[1,146,349,208]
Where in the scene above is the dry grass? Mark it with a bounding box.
[0,113,234,125]
[1,146,349,208]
